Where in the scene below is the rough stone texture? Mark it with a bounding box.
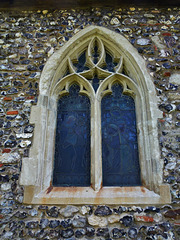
[60,206,79,217]
[0,6,180,240]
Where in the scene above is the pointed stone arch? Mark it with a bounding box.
[20,26,171,204]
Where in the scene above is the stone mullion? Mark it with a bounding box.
[91,97,102,191]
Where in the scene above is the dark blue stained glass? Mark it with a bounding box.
[101,83,141,186]
[102,51,118,72]
[73,51,89,73]
[92,44,99,64]
[53,84,91,187]
[92,74,100,92]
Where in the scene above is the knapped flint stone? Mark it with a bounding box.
[94,206,112,216]
[1,183,11,191]
[61,219,72,228]
[1,199,15,207]
[0,175,9,182]
[165,162,176,170]
[128,227,138,239]
[162,62,171,69]
[4,129,11,135]
[108,214,121,223]
[75,229,85,238]
[176,227,180,235]
[96,228,109,238]
[166,176,176,183]
[7,87,18,94]
[60,206,79,217]
[61,229,74,238]
[164,209,180,219]
[72,215,86,227]
[14,97,25,102]
[21,59,30,64]
[16,133,33,139]
[26,221,39,229]
[0,152,20,164]
[35,229,47,239]
[147,63,156,71]
[28,230,36,237]
[177,177,180,183]
[147,226,156,235]
[46,206,59,218]
[137,38,150,46]
[27,65,37,71]
[14,211,28,219]
[4,121,11,129]
[23,33,33,39]
[4,140,17,148]
[128,206,143,213]
[85,227,95,237]
[159,103,174,113]
[80,205,92,215]
[123,18,138,25]
[49,220,60,228]
[48,229,61,238]
[6,115,16,121]
[26,89,36,96]
[0,208,12,214]
[164,36,176,48]
[175,55,180,62]
[39,219,49,229]
[144,206,160,213]
[38,205,48,210]
[63,238,76,240]
[111,228,125,238]
[176,113,180,120]
[110,17,120,25]
[175,122,180,127]
[13,80,23,87]
[120,215,133,227]
[0,119,4,128]
[29,209,38,217]
[35,32,47,38]
[139,225,147,235]
[2,231,14,238]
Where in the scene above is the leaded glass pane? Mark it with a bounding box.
[101,83,141,186]
[53,84,91,187]
[73,51,89,72]
[102,51,118,72]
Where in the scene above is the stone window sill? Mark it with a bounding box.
[24,185,171,205]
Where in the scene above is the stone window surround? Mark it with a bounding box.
[20,26,171,204]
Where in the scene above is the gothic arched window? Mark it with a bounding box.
[53,38,141,188]
[20,26,171,204]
